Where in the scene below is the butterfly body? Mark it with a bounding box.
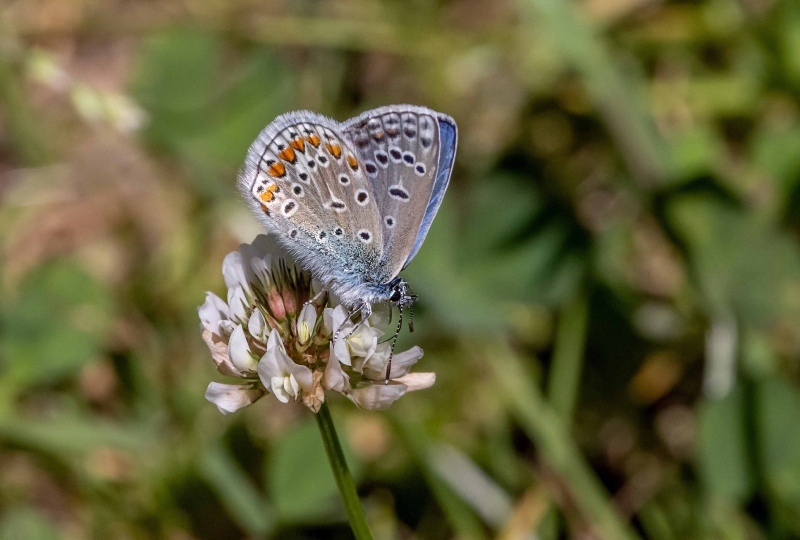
[238,105,457,312]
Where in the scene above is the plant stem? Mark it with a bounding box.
[316,402,374,540]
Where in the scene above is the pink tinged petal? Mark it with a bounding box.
[205,382,264,415]
[394,372,436,392]
[297,304,317,345]
[227,286,250,324]
[349,383,408,410]
[363,345,424,381]
[323,344,350,393]
[202,329,245,378]
[248,309,268,342]
[228,325,258,373]
[198,292,229,335]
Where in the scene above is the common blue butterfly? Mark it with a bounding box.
[238,105,457,375]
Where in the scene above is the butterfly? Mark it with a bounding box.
[238,105,457,375]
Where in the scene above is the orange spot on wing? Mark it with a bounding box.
[278,147,296,163]
[347,155,359,170]
[306,133,320,147]
[326,143,342,159]
[258,183,279,203]
[290,137,305,152]
[268,162,286,177]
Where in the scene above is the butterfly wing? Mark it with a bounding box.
[238,111,385,289]
[342,105,457,279]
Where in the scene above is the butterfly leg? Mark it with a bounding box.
[384,305,404,384]
[302,288,327,309]
[333,302,372,346]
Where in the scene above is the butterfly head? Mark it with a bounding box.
[388,277,416,308]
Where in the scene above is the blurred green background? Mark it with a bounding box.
[2,0,800,538]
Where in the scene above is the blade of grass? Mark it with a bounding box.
[478,338,641,540]
[547,291,589,426]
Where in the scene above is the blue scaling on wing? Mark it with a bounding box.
[402,117,457,269]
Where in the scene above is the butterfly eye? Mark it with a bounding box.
[390,289,402,302]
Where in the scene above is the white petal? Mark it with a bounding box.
[368,302,391,330]
[258,345,283,383]
[363,345,424,381]
[322,308,335,338]
[323,344,350,393]
[289,374,300,397]
[266,328,286,353]
[275,348,314,391]
[270,377,290,403]
[222,251,250,296]
[228,325,258,373]
[198,292,229,335]
[248,309,268,342]
[349,383,407,410]
[202,329,244,378]
[394,372,436,392]
[205,382,264,415]
[297,304,317,345]
[227,286,250,324]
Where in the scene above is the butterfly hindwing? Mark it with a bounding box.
[342,105,456,279]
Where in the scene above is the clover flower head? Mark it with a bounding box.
[199,234,434,414]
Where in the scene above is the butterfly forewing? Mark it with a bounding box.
[342,106,446,279]
[239,111,383,283]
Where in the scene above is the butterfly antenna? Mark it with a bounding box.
[385,305,403,384]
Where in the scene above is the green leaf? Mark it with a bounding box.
[267,417,361,523]
[697,385,754,502]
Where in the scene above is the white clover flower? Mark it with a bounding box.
[198,234,435,413]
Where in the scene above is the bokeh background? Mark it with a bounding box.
[2,0,800,538]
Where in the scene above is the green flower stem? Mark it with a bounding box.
[316,402,374,540]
